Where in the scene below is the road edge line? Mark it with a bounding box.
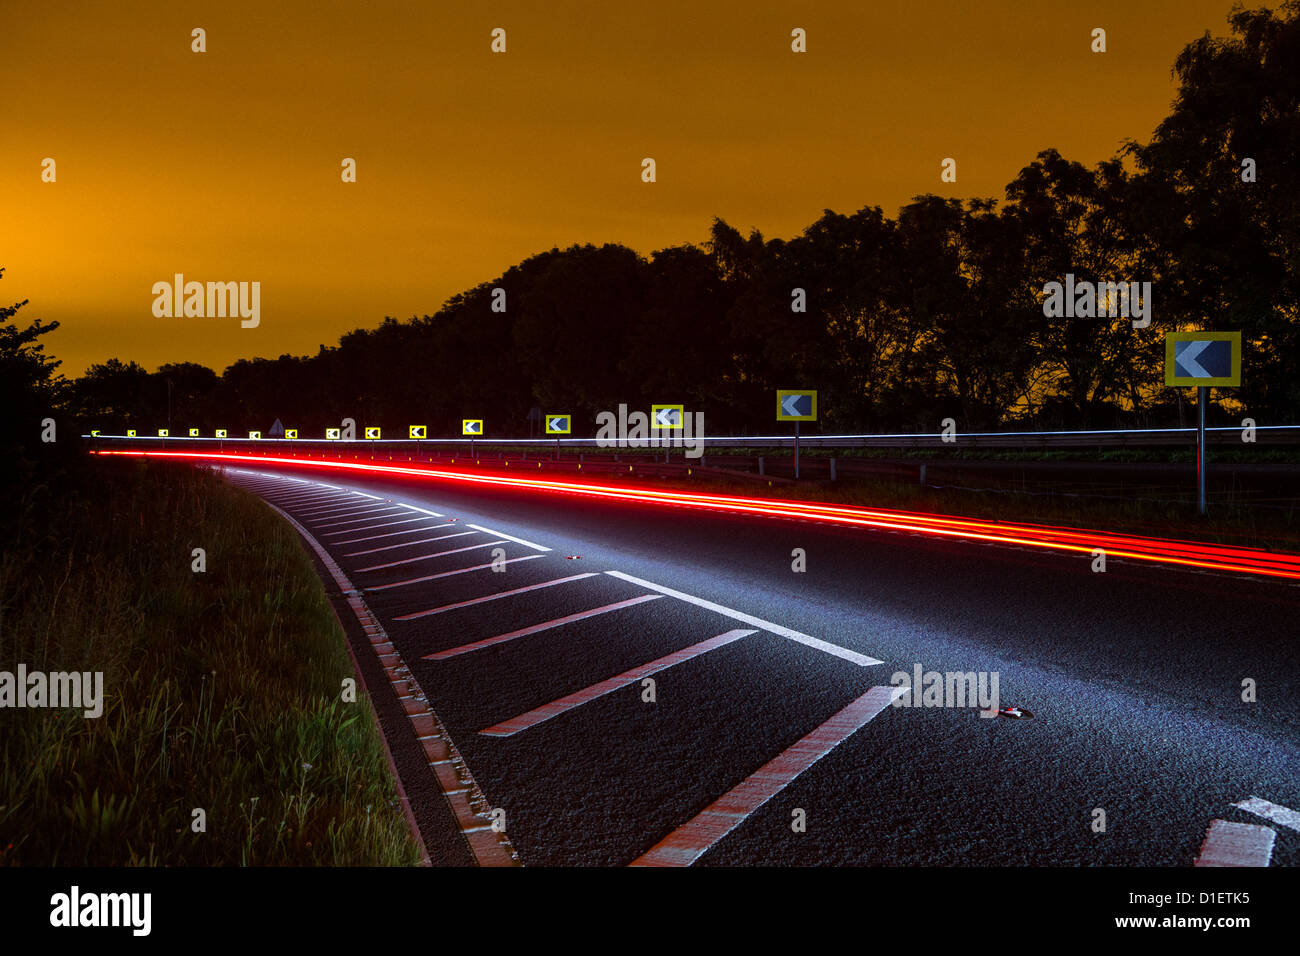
[266,500,520,868]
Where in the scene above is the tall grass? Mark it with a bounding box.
[0,459,421,865]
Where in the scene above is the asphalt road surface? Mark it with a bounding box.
[221,463,1300,867]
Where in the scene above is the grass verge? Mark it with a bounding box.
[0,458,422,865]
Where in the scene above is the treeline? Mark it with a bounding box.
[51,4,1300,436]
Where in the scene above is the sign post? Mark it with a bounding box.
[650,405,683,463]
[1165,332,1241,516]
[462,419,483,458]
[776,390,817,479]
[545,414,571,460]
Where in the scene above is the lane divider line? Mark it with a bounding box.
[395,573,599,621]
[603,570,881,667]
[1194,819,1276,867]
[368,555,545,592]
[631,685,906,866]
[402,504,446,518]
[466,523,551,552]
[1232,796,1300,833]
[424,595,663,661]
[295,502,405,519]
[322,515,435,536]
[356,539,506,573]
[343,530,472,557]
[480,629,756,737]
[261,499,519,867]
[312,507,408,529]
[332,522,454,545]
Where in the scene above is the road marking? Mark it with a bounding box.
[1232,797,1300,833]
[344,530,475,556]
[465,523,552,552]
[631,685,905,866]
[332,522,454,545]
[267,489,347,505]
[352,491,384,500]
[368,555,545,591]
[1194,819,1276,867]
[395,573,599,621]
[424,595,663,661]
[258,499,517,867]
[312,507,407,529]
[323,515,434,536]
[480,629,756,737]
[603,570,880,667]
[402,504,446,518]
[296,501,398,518]
[357,540,507,573]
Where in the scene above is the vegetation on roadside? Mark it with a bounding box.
[0,459,422,866]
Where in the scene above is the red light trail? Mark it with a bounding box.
[91,448,1300,582]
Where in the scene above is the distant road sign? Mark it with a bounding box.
[364,426,381,439]
[158,428,169,437]
[463,419,483,436]
[326,428,341,440]
[215,429,228,438]
[776,389,818,421]
[268,418,285,438]
[545,414,571,435]
[285,429,298,439]
[127,429,137,437]
[188,428,199,437]
[1166,332,1241,387]
[249,431,261,439]
[651,404,684,429]
[409,425,427,439]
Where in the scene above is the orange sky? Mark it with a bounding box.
[4,0,1238,377]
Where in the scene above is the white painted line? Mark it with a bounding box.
[395,573,599,621]
[424,595,663,661]
[1233,797,1300,833]
[258,500,516,867]
[603,570,881,667]
[401,504,445,518]
[332,522,454,545]
[480,629,755,736]
[353,491,384,500]
[313,507,407,529]
[266,489,347,505]
[631,685,905,866]
[292,501,382,517]
[466,523,551,552]
[1194,819,1276,867]
[295,501,397,518]
[368,555,545,592]
[344,531,477,557]
[357,540,508,573]
[300,506,402,524]
[323,516,436,536]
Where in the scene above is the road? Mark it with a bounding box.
[221,462,1300,867]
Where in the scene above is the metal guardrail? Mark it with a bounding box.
[81,425,1300,451]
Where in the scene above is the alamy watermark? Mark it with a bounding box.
[152,273,260,328]
[1042,274,1151,329]
[890,663,999,715]
[595,404,704,459]
[0,664,104,718]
